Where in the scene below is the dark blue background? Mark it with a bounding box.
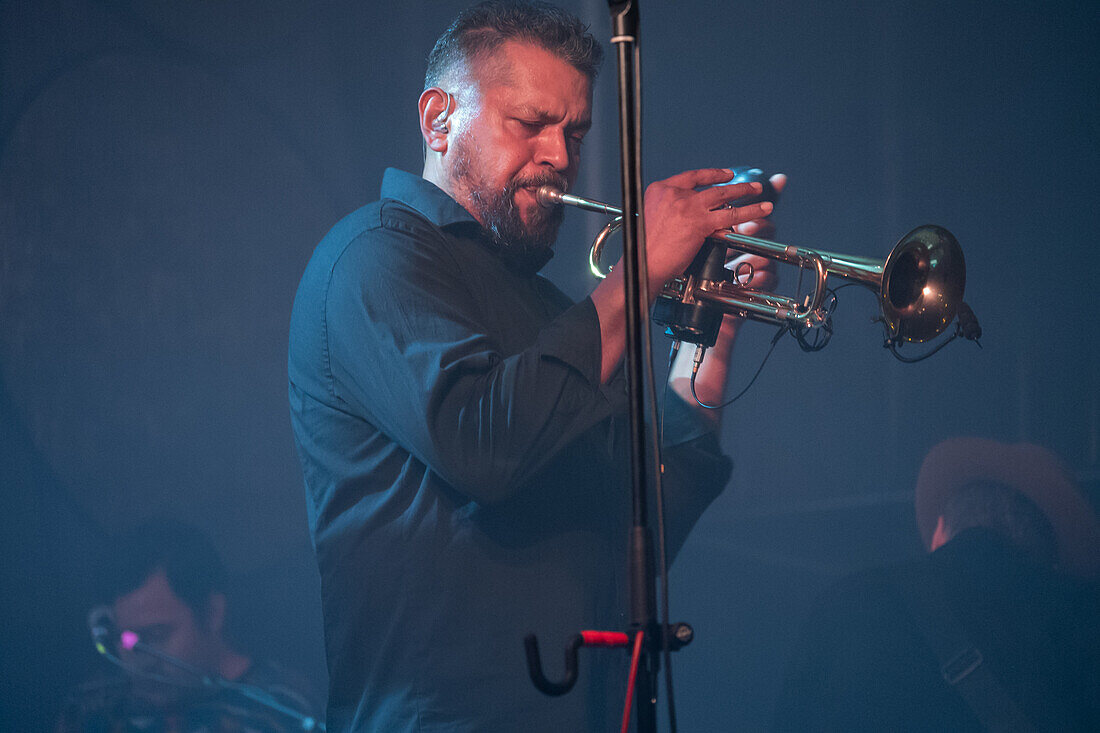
[2,0,1097,729]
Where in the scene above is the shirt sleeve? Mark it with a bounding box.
[657,392,733,560]
[321,213,626,504]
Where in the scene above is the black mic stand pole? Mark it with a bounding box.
[523,5,688,729]
[608,2,661,731]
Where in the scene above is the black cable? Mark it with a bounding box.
[884,328,960,363]
[790,316,833,352]
[690,326,787,409]
[687,281,854,407]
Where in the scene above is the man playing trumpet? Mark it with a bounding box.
[289,1,782,729]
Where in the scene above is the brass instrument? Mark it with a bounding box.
[536,185,965,346]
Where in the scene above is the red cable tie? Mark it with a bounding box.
[581,630,631,647]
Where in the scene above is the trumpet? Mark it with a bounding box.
[536,185,966,347]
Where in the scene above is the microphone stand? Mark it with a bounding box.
[525,3,689,732]
[606,2,663,732]
[115,633,323,731]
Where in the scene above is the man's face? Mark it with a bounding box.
[445,40,592,252]
[113,568,218,703]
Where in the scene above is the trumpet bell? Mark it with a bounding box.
[881,225,965,343]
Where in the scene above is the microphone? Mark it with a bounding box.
[87,605,117,655]
[956,301,982,346]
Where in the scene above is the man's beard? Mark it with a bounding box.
[451,140,566,254]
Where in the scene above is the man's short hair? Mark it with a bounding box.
[105,518,228,618]
[424,0,603,90]
[942,479,1059,566]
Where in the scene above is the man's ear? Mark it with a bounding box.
[205,592,227,634]
[419,87,453,153]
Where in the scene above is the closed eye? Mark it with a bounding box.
[515,119,543,131]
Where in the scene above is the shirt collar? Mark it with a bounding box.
[380,168,476,228]
[379,168,555,276]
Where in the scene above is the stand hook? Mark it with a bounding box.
[524,634,582,697]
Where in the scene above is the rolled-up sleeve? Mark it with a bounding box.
[658,392,733,559]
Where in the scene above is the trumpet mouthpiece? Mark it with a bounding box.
[536,185,564,208]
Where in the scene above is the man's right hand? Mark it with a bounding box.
[642,168,774,293]
[590,167,775,383]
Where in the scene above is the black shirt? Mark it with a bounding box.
[288,169,731,731]
[774,528,1100,731]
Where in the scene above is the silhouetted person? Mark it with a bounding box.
[774,438,1100,731]
[57,519,319,733]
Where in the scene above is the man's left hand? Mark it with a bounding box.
[716,172,787,340]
